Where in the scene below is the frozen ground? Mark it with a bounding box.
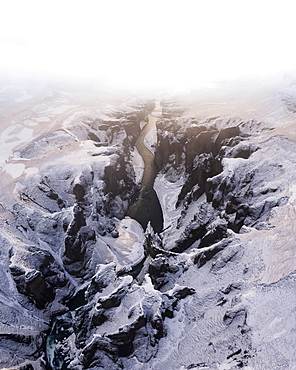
[0,75,295,369]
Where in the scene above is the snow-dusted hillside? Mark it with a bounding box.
[0,76,295,370]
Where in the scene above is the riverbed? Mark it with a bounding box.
[127,101,163,233]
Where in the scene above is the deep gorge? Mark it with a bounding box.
[0,82,296,370]
[127,103,163,234]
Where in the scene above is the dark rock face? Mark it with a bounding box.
[127,188,164,233]
[45,263,195,369]
[104,155,138,220]
[155,117,243,211]
[173,206,228,253]
[205,154,289,232]
[154,105,289,257]
[154,117,186,171]
[193,238,233,268]
[148,255,185,290]
[10,244,67,309]
[175,153,220,207]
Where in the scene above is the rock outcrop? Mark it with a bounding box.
[46,263,195,369]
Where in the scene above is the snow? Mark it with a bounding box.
[25,167,39,177]
[0,125,34,166]
[4,163,25,178]
[143,116,157,154]
[131,147,144,184]
[244,274,296,369]
[42,104,76,115]
[36,116,51,122]
[62,110,94,129]
[1,77,296,368]
[15,92,33,103]
[140,99,160,155]
[288,184,296,204]
[221,157,247,176]
[154,173,184,229]
[102,217,145,269]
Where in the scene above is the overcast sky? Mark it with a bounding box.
[1,0,296,89]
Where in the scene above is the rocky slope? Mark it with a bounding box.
[0,77,295,369]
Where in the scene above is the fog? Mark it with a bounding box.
[1,0,296,90]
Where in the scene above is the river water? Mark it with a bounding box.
[127,101,163,233]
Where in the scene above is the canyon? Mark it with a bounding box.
[0,76,295,369]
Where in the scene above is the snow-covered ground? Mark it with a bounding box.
[0,75,296,369]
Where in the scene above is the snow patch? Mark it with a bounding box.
[4,163,25,178]
[154,173,184,229]
[43,105,76,115]
[143,117,157,155]
[15,92,33,103]
[131,147,144,184]
[103,217,145,269]
[289,184,296,203]
[36,116,51,123]
[221,157,247,176]
[0,125,34,166]
[25,167,39,177]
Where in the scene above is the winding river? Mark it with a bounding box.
[127,101,163,233]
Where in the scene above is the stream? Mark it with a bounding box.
[127,101,164,233]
